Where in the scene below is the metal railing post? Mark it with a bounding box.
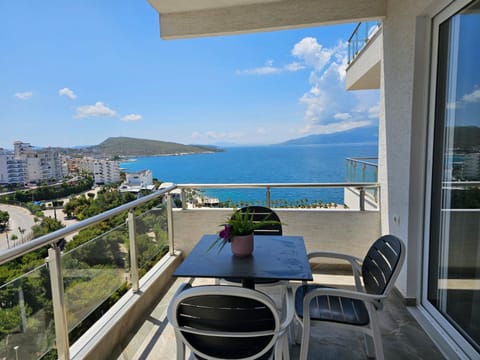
[266,187,271,208]
[181,188,187,210]
[47,246,70,360]
[365,21,369,43]
[167,194,175,255]
[128,211,139,293]
[359,188,366,211]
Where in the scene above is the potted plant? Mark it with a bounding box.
[208,208,282,256]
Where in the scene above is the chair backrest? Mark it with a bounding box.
[168,285,280,360]
[237,206,282,236]
[361,235,406,295]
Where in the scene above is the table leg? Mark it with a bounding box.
[242,278,255,289]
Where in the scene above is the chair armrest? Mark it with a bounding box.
[301,287,386,313]
[307,251,363,291]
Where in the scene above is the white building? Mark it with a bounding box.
[13,141,63,183]
[79,157,121,185]
[0,148,26,185]
[119,169,155,193]
[93,159,121,185]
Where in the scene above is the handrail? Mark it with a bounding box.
[0,182,380,265]
[346,157,378,168]
[177,182,378,189]
[347,21,381,64]
[176,182,379,210]
[347,22,362,43]
[0,184,176,265]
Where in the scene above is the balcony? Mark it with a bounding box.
[346,22,382,91]
[0,182,443,359]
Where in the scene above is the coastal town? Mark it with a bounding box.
[0,140,223,249]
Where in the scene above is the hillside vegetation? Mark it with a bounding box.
[90,137,220,157]
[59,137,221,157]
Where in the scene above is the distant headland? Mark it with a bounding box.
[56,137,223,158]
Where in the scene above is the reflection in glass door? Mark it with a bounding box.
[428,0,480,352]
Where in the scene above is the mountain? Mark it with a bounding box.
[280,126,379,145]
[62,137,222,157]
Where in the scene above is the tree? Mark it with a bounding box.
[0,210,9,230]
[31,218,64,238]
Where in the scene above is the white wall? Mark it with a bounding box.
[172,208,381,260]
[380,0,435,298]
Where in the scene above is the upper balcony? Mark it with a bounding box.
[0,178,444,359]
[346,21,382,91]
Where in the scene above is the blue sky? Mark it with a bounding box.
[1,0,380,148]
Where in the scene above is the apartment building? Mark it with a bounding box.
[0,148,26,185]
[0,142,63,185]
[79,157,121,185]
[13,141,63,183]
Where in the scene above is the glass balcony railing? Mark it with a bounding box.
[347,21,382,64]
[346,157,378,201]
[0,181,378,359]
[0,265,53,360]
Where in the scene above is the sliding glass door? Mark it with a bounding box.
[427,0,480,354]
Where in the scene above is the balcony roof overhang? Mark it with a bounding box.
[147,0,386,39]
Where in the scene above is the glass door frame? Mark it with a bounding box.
[423,0,479,357]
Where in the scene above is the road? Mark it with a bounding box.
[0,186,106,252]
[0,204,36,252]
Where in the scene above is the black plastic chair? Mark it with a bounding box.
[222,206,283,286]
[293,235,406,360]
[168,283,293,360]
[237,206,283,236]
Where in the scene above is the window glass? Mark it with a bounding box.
[429,0,480,350]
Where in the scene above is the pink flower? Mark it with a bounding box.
[218,224,231,241]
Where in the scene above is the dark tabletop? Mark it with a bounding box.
[173,234,313,283]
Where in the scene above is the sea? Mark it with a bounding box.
[120,143,377,206]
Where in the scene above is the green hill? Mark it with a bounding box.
[66,137,221,157]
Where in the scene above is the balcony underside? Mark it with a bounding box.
[148,0,386,39]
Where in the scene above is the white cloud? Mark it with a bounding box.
[284,62,306,72]
[191,131,244,140]
[367,103,380,118]
[334,112,352,120]
[122,114,142,122]
[300,120,372,135]
[238,65,282,75]
[191,131,202,139]
[59,87,77,99]
[291,37,333,71]
[74,102,117,119]
[290,37,379,135]
[205,131,244,139]
[463,88,480,103]
[14,92,33,100]
[237,60,305,75]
